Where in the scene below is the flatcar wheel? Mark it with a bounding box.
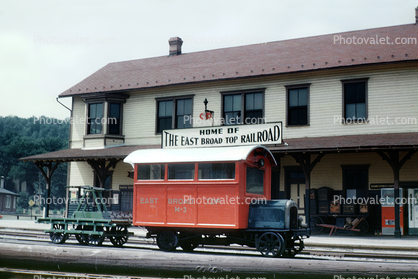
[50,224,67,244]
[88,234,105,246]
[75,225,89,245]
[76,234,89,245]
[256,232,284,257]
[109,225,129,247]
[310,217,324,235]
[157,230,179,252]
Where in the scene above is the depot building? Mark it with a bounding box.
[22,8,418,237]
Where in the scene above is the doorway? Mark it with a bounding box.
[285,167,306,216]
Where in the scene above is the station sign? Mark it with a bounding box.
[162,122,282,149]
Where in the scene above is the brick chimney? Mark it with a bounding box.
[169,37,183,56]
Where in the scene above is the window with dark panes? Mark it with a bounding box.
[224,94,241,125]
[288,88,308,125]
[168,164,195,180]
[157,100,173,133]
[246,167,264,195]
[344,81,367,121]
[88,103,103,134]
[342,165,369,199]
[137,164,165,180]
[108,102,122,135]
[245,92,263,124]
[198,163,235,180]
[157,97,193,133]
[176,99,192,129]
[223,90,264,126]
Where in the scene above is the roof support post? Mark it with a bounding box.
[34,161,60,218]
[291,153,325,230]
[87,159,119,188]
[376,150,416,238]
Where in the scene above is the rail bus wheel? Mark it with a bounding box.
[179,233,200,252]
[282,237,304,258]
[310,216,324,235]
[50,224,68,244]
[157,230,179,252]
[256,232,284,257]
[109,225,129,247]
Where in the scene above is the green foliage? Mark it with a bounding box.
[17,191,29,209]
[0,116,69,209]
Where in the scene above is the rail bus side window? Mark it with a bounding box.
[137,164,165,180]
[246,167,264,195]
[168,164,195,180]
[198,163,235,180]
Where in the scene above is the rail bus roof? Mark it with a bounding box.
[123,145,276,167]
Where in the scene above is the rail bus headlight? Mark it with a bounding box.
[256,159,265,168]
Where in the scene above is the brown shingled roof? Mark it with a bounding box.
[59,24,418,98]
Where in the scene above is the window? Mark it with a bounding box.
[176,99,192,129]
[222,90,264,125]
[108,102,122,135]
[245,93,263,122]
[287,86,309,126]
[198,163,235,180]
[223,94,241,125]
[343,79,368,122]
[137,164,165,180]
[6,195,11,209]
[342,165,369,199]
[246,167,264,195]
[168,164,195,180]
[157,97,193,133]
[87,103,103,134]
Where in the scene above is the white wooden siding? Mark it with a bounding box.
[280,152,418,192]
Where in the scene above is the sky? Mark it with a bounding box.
[1,0,417,120]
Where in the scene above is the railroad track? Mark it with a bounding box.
[1,228,417,262]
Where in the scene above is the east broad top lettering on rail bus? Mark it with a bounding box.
[162,122,282,149]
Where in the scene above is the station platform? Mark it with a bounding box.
[1,215,418,252]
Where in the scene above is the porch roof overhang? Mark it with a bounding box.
[268,132,418,154]
[19,132,418,163]
[19,145,161,163]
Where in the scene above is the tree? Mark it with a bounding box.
[0,116,69,210]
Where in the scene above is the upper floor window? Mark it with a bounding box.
[108,102,122,135]
[286,85,309,126]
[342,79,368,122]
[156,97,193,133]
[88,103,103,134]
[222,89,264,125]
[85,94,127,137]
